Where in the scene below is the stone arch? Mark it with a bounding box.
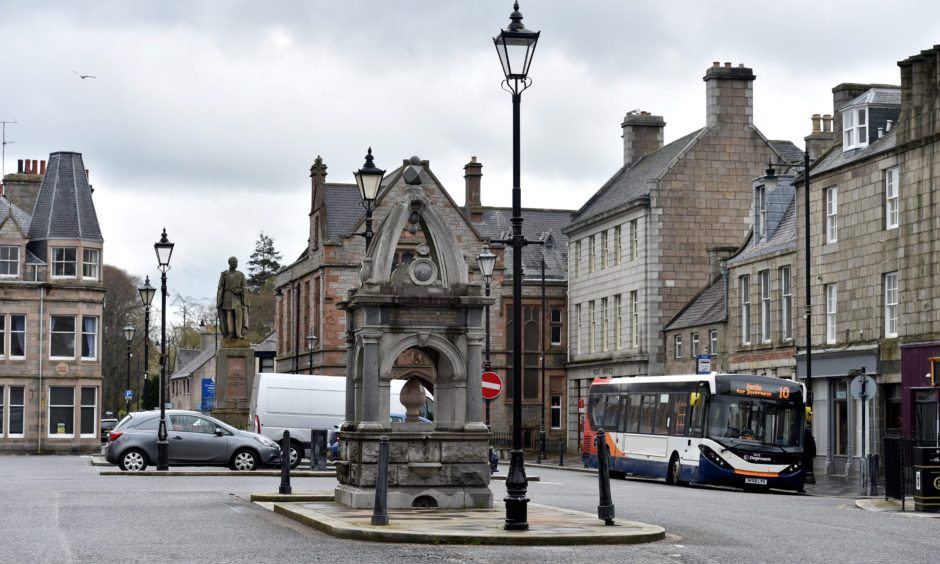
[366,191,469,288]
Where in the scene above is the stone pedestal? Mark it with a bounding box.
[212,344,255,429]
[334,429,493,509]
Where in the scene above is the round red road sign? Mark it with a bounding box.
[481,371,502,400]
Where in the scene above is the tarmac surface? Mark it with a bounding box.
[92,454,940,547]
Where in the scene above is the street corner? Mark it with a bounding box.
[268,500,666,546]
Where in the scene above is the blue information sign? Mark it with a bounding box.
[201,378,216,411]
[125,389,133,399]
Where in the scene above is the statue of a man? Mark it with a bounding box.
[217,256,250,340]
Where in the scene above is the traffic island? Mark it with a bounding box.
[269,500,665,546]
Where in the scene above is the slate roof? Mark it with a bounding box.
[573,129,704,222]
[322,183,365,241]
[26,152,103,262]
[0,197,31,234]
[254,330,277,353]
[170,347,215,381]
[478,207,573,282]
[811,128,897,176]
[728,192,797,265]
[769,141,805,165]
[664,276,726,331]
[843,88,901,108]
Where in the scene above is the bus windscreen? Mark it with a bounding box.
[707,395,803,452]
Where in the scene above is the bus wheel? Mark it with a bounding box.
[667,454,684,486]
[609,470,626,480]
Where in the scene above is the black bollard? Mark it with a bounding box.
[559,442,565,467]
[595,428,615,525]
[537,431,545,464]
[371,436,390,526]
[279,430,292,495]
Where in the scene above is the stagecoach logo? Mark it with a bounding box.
[744,454,772,463]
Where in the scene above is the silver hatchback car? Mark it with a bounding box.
[105,409,281,472]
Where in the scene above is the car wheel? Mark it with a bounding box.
[119,449,148,472]
[289,443,302,469]
[667,454,683,486]
[231,449,258,471]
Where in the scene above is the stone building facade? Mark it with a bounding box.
[564,62,799,448]
[0,153,105,453]
[274,154,571,447]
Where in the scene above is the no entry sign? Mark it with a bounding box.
[482,371,502,400]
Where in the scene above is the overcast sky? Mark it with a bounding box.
[2,0,939,316]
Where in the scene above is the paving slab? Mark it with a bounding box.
[269,499,665,546]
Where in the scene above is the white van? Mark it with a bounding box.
[248,373,432,468]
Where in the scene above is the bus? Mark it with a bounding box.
[582,373,806,492]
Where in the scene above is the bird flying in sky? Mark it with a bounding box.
[72,71,96,79]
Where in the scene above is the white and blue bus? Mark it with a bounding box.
[582,373,806,491]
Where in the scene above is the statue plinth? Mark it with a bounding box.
[212,344,255,429]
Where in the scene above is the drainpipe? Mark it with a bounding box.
[38,285,44,454]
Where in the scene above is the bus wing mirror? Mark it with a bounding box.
[805,406,813,423]
[690,392,701,407]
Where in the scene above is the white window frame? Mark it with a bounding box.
[615,226,622,265]
[630,291,639,349]
[691,333,700,358]
[590,301,596,353]
[826,187,838,244]
[589,236,596,273]
[7,385,25,437]
[575,241,581,277]
[885,272,898,338]
[629,220,638,261]
[550,394,562,429]
[843,107,869,150]
[0,245,19,277]
[51,247,77,278]
[674,334,683,359]
[574,304,581,355]
[755,185,766,240]
[8,314,26,359]
[80,386,97,439]
[885,167,899,230]
[740,275,751,345]
[614,294,623,350]
[82,248,100,280]
[0,315,4,359]
[81,316,98,360]
[826,284,837,344]
[781,266,792,341]
[48,386,75,438]
[709,329,718,355]
[601,231,608,269]
[50,315,76,360]
[759,270,771,343]
[601,297,609,352]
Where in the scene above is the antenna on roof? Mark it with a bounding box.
[1,120,15,179]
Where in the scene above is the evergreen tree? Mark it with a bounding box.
[247,231,282,291]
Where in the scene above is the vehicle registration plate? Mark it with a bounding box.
[744,477,768,485]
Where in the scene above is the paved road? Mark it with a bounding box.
[2,455,937,563]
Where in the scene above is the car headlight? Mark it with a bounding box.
[254,436,279,449]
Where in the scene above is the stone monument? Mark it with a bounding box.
[211,256,255,428]
[335,157,493,510]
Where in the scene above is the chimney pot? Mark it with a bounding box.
[822,114,833,133]
[878,127,884,138]
[724,62,732,68]
[40,160,46,175]
[886,119,893,132]
[811,114,822,133]
[17,159,23,173]
[31,160,38,174]
[712,61,720,68]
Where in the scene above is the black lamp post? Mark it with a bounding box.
[154,228,174,471]
[354,148,385,251]
[123,324,135,416]
[477,244,497,426]
[493,1,539,531]
[138,276,155,411]
[306,332,318,375]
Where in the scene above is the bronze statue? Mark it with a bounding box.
[217,256,250,340]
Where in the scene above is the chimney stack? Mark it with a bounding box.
[464,156,483,222]
[703,62,755,127]
[309,155,327,214]
[805,113,837,163]
[621,111,665,166]
[898,46,940,145]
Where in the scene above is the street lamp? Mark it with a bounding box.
[493,1,539,531]
[154,228,174,471]
[138,276,155,411]
[123,324,135,416]
[477,244,497,426]
[306,332,318,375]
[353,147,385,251]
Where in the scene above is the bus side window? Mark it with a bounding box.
[639,394,656,434]
[688,393,706,437]
[671,394,688,436]
[626,393,641,433]
[603,395,620,431]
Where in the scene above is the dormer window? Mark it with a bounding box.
[755,185,766,240]
[52,247,77,278]
[843,107,868,150]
